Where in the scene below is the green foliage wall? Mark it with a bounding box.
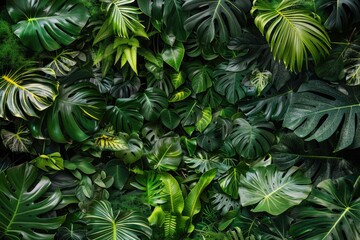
[0,0,360,239]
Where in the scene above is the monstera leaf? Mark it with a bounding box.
[231,118,275,159]
[251,0,331,72]
[184,151,230,176]
[104,98,143,134]
[187,61,213,94]
[111,71,141,98]
[317,0,360,31]
[344,35,360,86]
[7,0,89,51]
[283,80,360,151]
[183,0,251,43]
[219,163,249,199]
[137,88,168,121]
[47,82,106,143]
[238,165,312,215]
[85,200,152,240]
[214,64,247,104]
[0,67,58,120]
[147,135,183,171]
[290,177,360,239]
[0,163,65,239]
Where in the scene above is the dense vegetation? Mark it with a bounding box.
[0,0,360,239]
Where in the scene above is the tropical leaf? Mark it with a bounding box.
[195,106,212,133]
[162,41,185,72]
[85,200,152,240]
[160,109,181,130]
[317,0,360,31]
[46,81,106,143]
[104,160,129,190]
[92,132,128,151]
[198,87,223,108]
[197,122,223,152]
[187,61,213,94]
[104,98,144,134]
[240,90,292,121]
[147,135,183,171]
[183,169,217,232]
[283,80,360,151]
[238,165,312,215]
[7,0,89,51]
[111,71,141,98]
[31,152,64,172]
[160,172,184,214]
[0,163,65,239]
[214,64,246,104]
[0,67,58,120]
[184,151,230,176]
[219,163,249,199]
[94,0,147,41]
[251,0,331,72]
[211,192,240,215]
[171,71,186,89]
[231,118,275,159]
[248,69,272,95]
[115,133,144,164]
[137,87,168,121]
[45,50,84,77]
[1,123,32,153]
[271,133,353,184]
[89,67,114,94]
[344,35,360,86]
[141,123,165,146]
[183,0,251,43]
[290,177,360,240]
[174,99,201,126]
[131,171,167,206]
[168,88,192,103]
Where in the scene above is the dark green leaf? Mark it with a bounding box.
[160,109,181,130]
[187,62,213,94]
[138,88,168,121]
[162,41,185,71]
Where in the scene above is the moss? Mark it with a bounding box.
[78,0,102,18]
[0,19,31,71]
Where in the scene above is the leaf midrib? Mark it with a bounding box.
[5,181,25,235]
[321,206,350,240]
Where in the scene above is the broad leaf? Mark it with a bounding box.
[104,160,129,190]
[160,172,184,214]
[85,200,152,240]
[251,0,331,71]
[162,41,185,72]
[283,80,360,151]
[184,151,230,176]
[115,133,144,164]
[290,177,360,239]
[110,71,141,98]
[147,135,183,171]
[318,0,360,31]
[187,62,213,94]
[231,118,275,159]
[197,122,223,152]
[214,64,246,104]
[0,67,58,120]
[1,123,32,153]
[168,88,192,103]
[195,106,212,133]
[238,165,312,215]
[211,192,240,215]
[219,163,249,199]
[0,163,65,239]
[160,109,181,130]
[183,0,251,43]
[171,71,186,89]
[47,82,106,143]
[31,152,64,172]
[104,98,143,134]
[175,99,201,126]
[7,0,89,51]
[45,50,84,77]
[138,87,168,121]
[344,35,360,86]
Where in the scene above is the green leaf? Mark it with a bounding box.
[175,99,201,126]
[219,163,249,199]
[104,98,144,134]
[0,163,65,239]
[231,118,275,159]
[92,132,128,151]
[162,41,185,72]
[248,69,272,95]
[181,136,197,157]
[111,71,141,98]
[251,0,331,72]
[238,165,312,215]
[171,71,186,89]
[115,133,144,164]
[85,200,152,240]
[169,88,192,102]
[290,177,360,240]
[211,192,240,215]
[318,0,360,31]
[138,87,168,121]
[160,109,181,130]
[1,123,32,153]
[344,36,360,86]
[0,67,58,120]
[47,81,106,143]
[7,0,89,51]
[183,169,217,232]
[147,135,183,171]
[31,152,64,172]
[183,0,251,43]
[104,160,129,190]
[283,80,360,151]
[95,0,147,40]
[195,106,212,133]
[187,62,213,94]
[45,50,83,77]
[160,172,184,214]
[184,151,230,176]
[197,123,223,152]
[214,64,246,104]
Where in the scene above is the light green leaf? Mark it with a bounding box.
[169,88,192,102]
[1,123,32,153]
[239,165,312,215]
[160,172,184,214]
[171,71,186,89]
[195,106,212,133]
[31,152,64,172]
